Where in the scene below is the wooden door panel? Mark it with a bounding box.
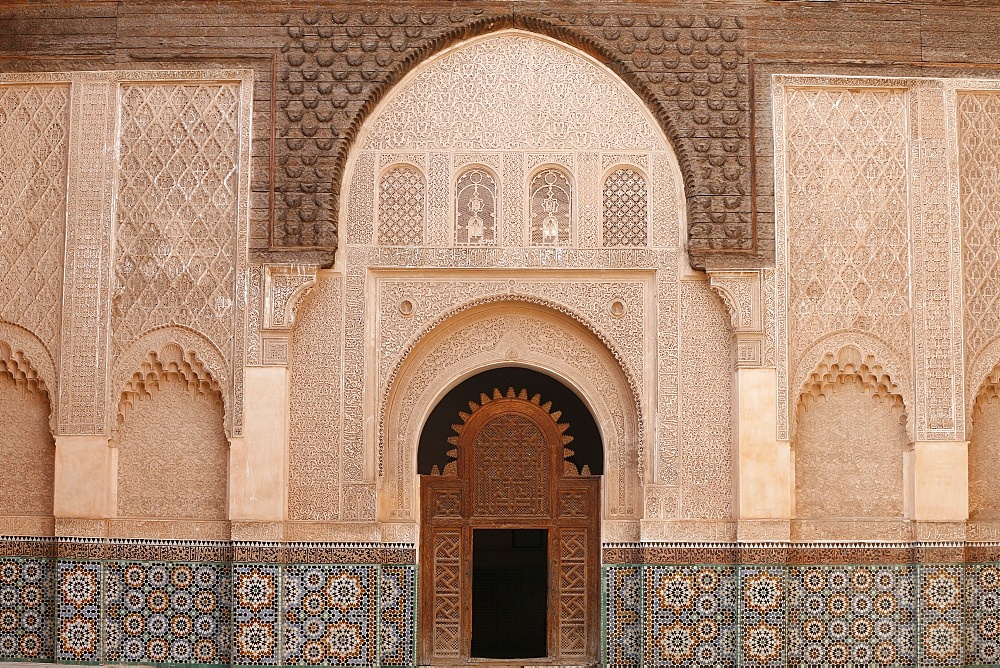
[420,390,600,665]
[430,527,463,659]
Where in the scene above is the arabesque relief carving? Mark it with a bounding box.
[276,16,751,260]
[289,274,344,522]
[381,302,640,525]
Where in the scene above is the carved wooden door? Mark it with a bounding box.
[420,388,600,665]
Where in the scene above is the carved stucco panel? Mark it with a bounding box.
[341,247,368,482]
[376,275,647,397]
[0,322,57,402]
[0,82,70,368]
[956,86,1000,429]
[0,70,252,437]
[115,377,228,522]
[971,395,1000,521]
[360,34,666,153]
[60,77,115,435]
[678,278,733,520]
[381,304,639,524]
[111,73,253,436]
[794,377,908,539]
[110,326,229,435]
[288,273,344,521]
[909,82,964,440]
[0,373,54,519]
[655,250,679,490]
[774,77,914,441]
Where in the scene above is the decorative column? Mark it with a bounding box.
[709,269,791,541]
[230,263,317,540]
[53,76,117,537]
[904,80,968,542]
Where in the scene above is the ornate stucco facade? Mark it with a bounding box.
[1,2,1000,666]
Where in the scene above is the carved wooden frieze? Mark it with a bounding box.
[274,11,751,264]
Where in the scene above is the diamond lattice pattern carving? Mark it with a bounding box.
[958,92,1000,367]
[784,88,911,380]
[378,165,425,246]
[603,167,648,247]
[0,84,70,355]
[113,83,240,361]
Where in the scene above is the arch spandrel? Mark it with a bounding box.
[379,301,641,530]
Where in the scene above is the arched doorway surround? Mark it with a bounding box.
[419,381,600,664]
[377,300,642,528]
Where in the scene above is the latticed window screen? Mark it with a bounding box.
[529,168,572,246]
[377,164,425,246]
[602,167,648,246]
[455,167,497,245]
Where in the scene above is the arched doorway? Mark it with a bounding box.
[419,368,601,665]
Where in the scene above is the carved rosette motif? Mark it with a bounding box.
[276,14,752,261]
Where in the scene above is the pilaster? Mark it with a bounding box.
[709,270,790,541]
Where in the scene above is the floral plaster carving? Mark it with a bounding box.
[380,301,640,526]
[772,75,970,443]
[261,264,319,366]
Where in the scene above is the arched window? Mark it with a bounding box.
[602,167,648,247]
[377,164,425,246]
[455,166,497,245]
[529,167,572,246]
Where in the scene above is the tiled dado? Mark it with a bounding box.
[0,556,55,662]
[0,538,417,667]
[604,559,1000,667]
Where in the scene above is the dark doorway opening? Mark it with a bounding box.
[471,528,548,659]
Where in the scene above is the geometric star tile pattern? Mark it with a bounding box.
[740,566,785,667]
[788,565,916,667]
[232,563,280,665]
[967,563,1000,666]
[919,565,964,666]
[0,558,54,662]
[643,565,738,666]
[104,561,231,665]
[283,565,377,666]
[379,565,416,667]
[603,565,642,666]
[56,560,101,662]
